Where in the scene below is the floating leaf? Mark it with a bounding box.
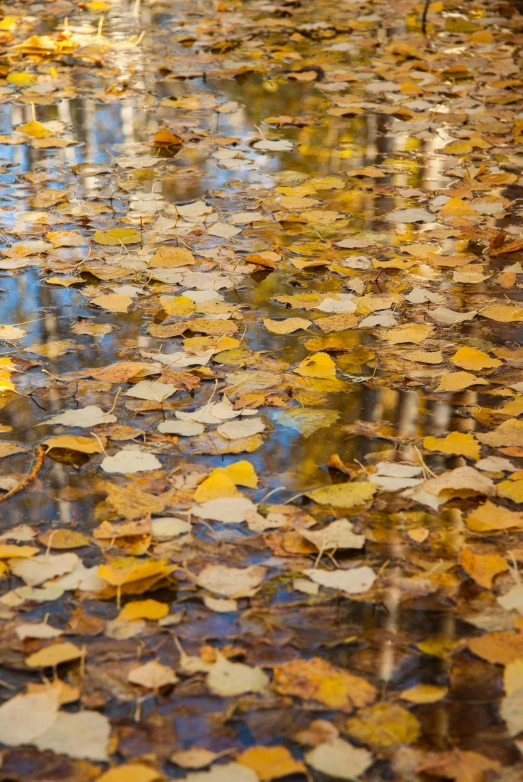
[346,702,420,749]
[306,482,376,507]
[423,432,480,460]
[92,228,141,245]
[305,738,373,780]
[237,746,306,780]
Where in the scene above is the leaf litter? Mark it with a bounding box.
[0,0,523,779]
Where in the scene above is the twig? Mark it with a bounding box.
[0,445,46,503]
[421,0,430,35]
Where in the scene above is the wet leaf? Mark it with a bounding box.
[128,660,178,690]
[303,566,376,595]
[417,751,500,782]
[458,548,508,589]
[116,599,169,622]
[196,565,266,597]
[97,766,164,782]
[273,657,376,711]
[237,746,306,780]
[207,653,269,697]
[305,738,373,779]
[306,482,377,507]
[100,450,162,474]
[34,710,110,761]
[451,347,502,371]
[294,352,337,378]
[423,432,480,460]
[0,689,59,747]
[92,228,141,245]
[25,642,83,668]
[346,702,420,749]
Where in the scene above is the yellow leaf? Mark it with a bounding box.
[45,276,84,287]
[116,599,169,622]
[149,247,195,268]
[306,482,376,507]
[159,295,195,317]
[17,121,51,138]
[237,746,306,780]
[85,0,111,11]
[477,419,523,447]
[416,637,457,658]
[346,702,420,749]
[96,764,163,782]
[442,140,473,155]
[193,471,238,503]
[92,228,141,245]
[98,557,170,586]
[0,17,18,31]
[469,30,494,43]
[7,72,37,87]
[91,293,133,313]
[0,545,38,559]
[38,529,90,549]
[439,197,478,218]
[294,352,336,378]
[263,317,311,334]
[498,479,523,504]
[153,128,183,146]
[43,435,102,454]
[435,371,488,392]
[505,660,523,696]
[481,304,523,322]
[223,460,258,488]
[466,500,523,532]
[400,684,448,704]
[273,657,376,711]
[452,346,502,371]
[459,548,508,589]
[423,432,480,460]
[25,642,82,668]
[386,324,434,344]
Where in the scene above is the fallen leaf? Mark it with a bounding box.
[435,372,488,392]
[306,482,376,507]
[305,738,373,779]
[302,566,376,595]
[294,352,337,378]
[97,765,164,782]
[466,500,523,532]
[417,751,500,782]
[117,599,169,622]
[0,689,59,747]
[400,684,448,704]
[43,405,117,428]
[101,450,162,474]
[25,642,83,668]
[128,660,178,689]
[237,746,306,780]
[207,653,269,697]
[196,565,266,597]
[346,702,420,749]
[458,548,508,589]
[91,293,133,313]
[34,710,110,761]
[423,432,481,460]
[452,346,502,371]
[273,657,376,711]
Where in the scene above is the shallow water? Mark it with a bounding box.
[0,0,523,778]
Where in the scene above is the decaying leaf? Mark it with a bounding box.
[306,482,376,507]
[305,738,373,780]
[273,657,376,711]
